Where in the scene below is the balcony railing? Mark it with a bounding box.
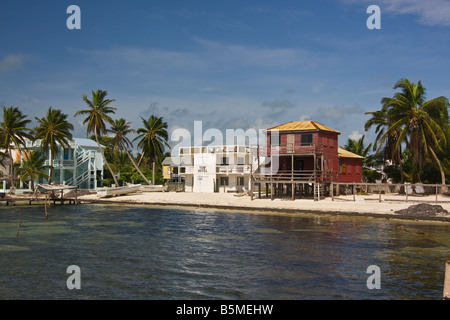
[255,144,317,155]
[253,170,334,182]
[216,165,251,174]
[44,160,75,167]
[180,165,251,174]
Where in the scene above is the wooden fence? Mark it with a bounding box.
[330,182,448,203]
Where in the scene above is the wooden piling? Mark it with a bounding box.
[444,260,450,300]
[331,182,334,201]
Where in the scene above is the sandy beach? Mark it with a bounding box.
[78,191,450,222]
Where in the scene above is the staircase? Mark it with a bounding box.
[65,146,95,188]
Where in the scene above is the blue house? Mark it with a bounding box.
[24,138,105,190]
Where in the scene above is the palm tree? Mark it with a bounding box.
[0,106,32,190]
[109,118,151,185]
[365,106,405,183]
[343,135,372,158]
[134,115,170,167]
[74,89,119,187]
[34,107,74,183]
[380,78,449,191]
[16,150,50,190]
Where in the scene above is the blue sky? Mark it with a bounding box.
[1,0,450,149]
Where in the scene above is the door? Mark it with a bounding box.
[287,134,295,153]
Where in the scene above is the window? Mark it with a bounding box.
[237,157,245,165]
[221,157,229,165]
[237,176,245,186]
[220,177,229,186]
[339,160,347,174]
[63,148,70,160]
[301,134,313,145]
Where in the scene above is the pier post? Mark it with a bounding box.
[270,182,274,201]
[444,261,450,300]
[331,182,334,201]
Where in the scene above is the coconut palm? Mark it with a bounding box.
[0,106,32,190]
[134,115,170,167]
[34,107,74,182]
[74,89,119,187]
[380,78,449,191]
[109,118,151,185]
[365,106,405,182]
[343,135,372,158]
[16,150,50,190]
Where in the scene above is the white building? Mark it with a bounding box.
[24,138,105,190]
[175,145,254,193]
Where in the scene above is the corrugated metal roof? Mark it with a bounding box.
[338,147,364,159]
[266,121,340,133]
[73,138,103,148]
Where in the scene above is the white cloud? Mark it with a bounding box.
[313,104,364,122]
[342,0,450,26]
[349,130,363,141]
[0,54,27,73]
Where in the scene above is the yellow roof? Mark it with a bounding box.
[338,147,364,159]
[266,121,340,133]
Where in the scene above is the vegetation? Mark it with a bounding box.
[0,98,169,189]
[109,118,151,185]
[134,115,170,167]
[74,89,120,187]
[0,106,32,190]
[34,107,74,182]
[16,151,50,190]
[365,78,450,190]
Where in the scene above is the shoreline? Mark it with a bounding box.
[75,192,450,223]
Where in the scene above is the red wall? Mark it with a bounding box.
[337,158,363,183]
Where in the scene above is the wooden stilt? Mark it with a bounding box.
[444,261,450,300]
[45,193,48,219]
[331,182,334,201]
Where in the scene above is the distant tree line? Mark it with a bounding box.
[0,89,170,190]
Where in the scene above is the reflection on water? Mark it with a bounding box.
[0,204,449,299]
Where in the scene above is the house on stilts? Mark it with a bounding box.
[250,120,363,200]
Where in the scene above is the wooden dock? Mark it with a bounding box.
[0,184,80,206]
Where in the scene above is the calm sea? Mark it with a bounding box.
[0,204,449,300]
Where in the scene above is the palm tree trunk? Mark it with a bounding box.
[137,152,145,167]
[429,147,446,194]
[94,127,119,187]
[49,150,53,183]
[8,148,14,192]
[126,150,151,185]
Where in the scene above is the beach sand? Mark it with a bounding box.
[78,191,450,221]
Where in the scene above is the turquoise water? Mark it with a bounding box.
[0,204,449,299]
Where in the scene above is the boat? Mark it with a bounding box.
[96,184,142,198]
